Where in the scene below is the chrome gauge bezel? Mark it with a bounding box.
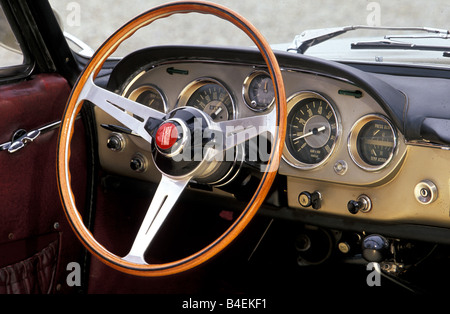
[348,114,398,172]
[282,91,341,170]
[176,77,236,121]
[126,84,168,113]
[242,70,275,112]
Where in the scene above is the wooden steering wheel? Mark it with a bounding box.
[57,1,286,277]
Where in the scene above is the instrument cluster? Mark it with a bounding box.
[283,90,398,174]
[112,61,403,185]
[121,69,276,124]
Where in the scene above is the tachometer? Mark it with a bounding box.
[348,114,397,171]
[179,79,235,122]
[283,92,340,169]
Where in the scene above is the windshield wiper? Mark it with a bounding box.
[288,25,450,54]
[351,39,450,56]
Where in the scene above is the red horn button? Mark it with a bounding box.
[155,122,179,150]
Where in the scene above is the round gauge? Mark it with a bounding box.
[127,85,167,113]
[243,71,275,111]
[348,114,397,171]
[180,79,235,122]
[283,92,339,169]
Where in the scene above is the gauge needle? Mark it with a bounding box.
[214,107,223,115]
[293,126,326,141]
[210,106,223,120]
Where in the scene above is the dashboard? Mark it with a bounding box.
[95,46,450,238]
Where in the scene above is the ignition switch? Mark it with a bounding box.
[298,191,322,209]
[414,180,438,205]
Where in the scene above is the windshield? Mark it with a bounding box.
[49,0,450,67]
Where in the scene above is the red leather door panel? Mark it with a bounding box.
[0,74,86,294]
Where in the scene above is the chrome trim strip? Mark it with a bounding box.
[406,140,450,150]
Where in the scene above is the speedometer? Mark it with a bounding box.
[348,114,397,171]
[283,92,340,169]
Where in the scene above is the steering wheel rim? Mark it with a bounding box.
[57,1,286,277]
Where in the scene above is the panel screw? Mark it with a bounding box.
[333,160,348,175]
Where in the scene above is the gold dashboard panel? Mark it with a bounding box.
[94,60,450,229]
[286,144,450,228]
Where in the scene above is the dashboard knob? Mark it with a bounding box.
[347,200,362,214]
[130,153,147,173]
[298,191,322,209]
[347,194,372,214]
[362,234,389,262]
[107,133,125,151]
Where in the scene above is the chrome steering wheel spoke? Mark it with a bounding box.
[79,74,166,144]
[122,174,191,265]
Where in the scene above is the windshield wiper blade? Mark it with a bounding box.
[288,25,450,54]
[351,39,450,52]
[351,39,450,57]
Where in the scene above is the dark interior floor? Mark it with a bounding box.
[79,175,450,310]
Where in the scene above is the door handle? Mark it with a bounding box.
[0,120,61,154]
[0,129,41,153]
